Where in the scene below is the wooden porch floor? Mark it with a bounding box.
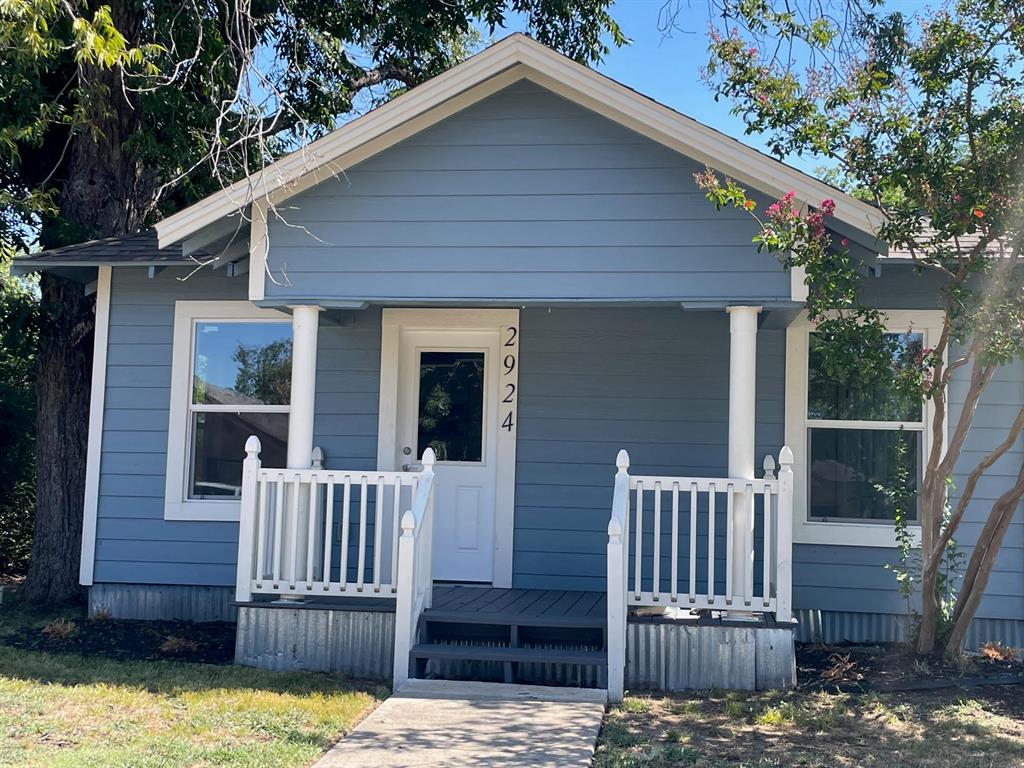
[426,586,606,628]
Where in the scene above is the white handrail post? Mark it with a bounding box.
[607,449,630,703]
[392,447,436,691]
[392,509,417,690]
[236,436,262,603]
[776,446,794,623]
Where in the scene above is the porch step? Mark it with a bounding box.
[410,642,606,667]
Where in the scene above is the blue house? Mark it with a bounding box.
[19,35,1023,701]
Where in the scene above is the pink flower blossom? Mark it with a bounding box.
[841,238,849,247]
[820,199,835,216]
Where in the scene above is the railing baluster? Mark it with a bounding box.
[323,477,335,590]
[306,475,319,588]
[633,481,643,599]
[357,475,368,590]
[762,483,772,608]
[339,476,352,590]
[744,482,754,606]
[255,476,268,587]
[725,482,734,605]
[670,482,679,602]
[391,477,402,589]
[288,473,302,589]
[688,482,697,603]
[373,475,385,591]
[272,473,284,585]
[707,483,716,603]
[652,481,662,600]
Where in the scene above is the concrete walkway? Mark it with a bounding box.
[315,680,608,767]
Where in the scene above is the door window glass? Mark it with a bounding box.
[417,351,484,462]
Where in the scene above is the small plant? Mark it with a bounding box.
[90,609,112,622]
[951,651,977,677]
[911,658,931,677]
[41,618,77,640]
[159,636,201,656]
[980,641,1020,663]
[756,703,797,727]
[664,728,689,744]
[724,700,748,720]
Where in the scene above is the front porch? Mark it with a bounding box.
[227,302,796,700]
[233,436,795,699]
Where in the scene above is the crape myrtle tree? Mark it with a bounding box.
[683,0,1024,655]
[2,0,625,603]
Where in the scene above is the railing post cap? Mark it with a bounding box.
[615,449,630,471]
[244,435,262,456]
[763,454,776,478]
[421,447,436,468]
[779,445,794,467]
[608,517,623,537]
[311,446,325,467]
[401,509,416,533]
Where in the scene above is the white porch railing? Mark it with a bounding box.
[235,437,433,602]
[606,447,794,701]
[392,448,437,689]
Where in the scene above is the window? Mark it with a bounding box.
[416,351,485,462]
[807,332,922,522]
[165,302,291,521]
[785,310,943,546]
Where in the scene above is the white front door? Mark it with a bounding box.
[383,310,518,584]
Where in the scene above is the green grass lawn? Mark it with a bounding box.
[596,688,1024,768]
[0,604,385,768]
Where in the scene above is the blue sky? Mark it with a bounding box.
[540,0,933,177]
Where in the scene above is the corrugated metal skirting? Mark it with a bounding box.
[626,622,796,691]
[794,609,1024,651]
[235,606,394,680]
[88,583,236,622]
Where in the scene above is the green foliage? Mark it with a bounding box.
[0,0,627,247]
[232,339,292,405]
[0,253,38,577]
[880,432,921,617]
[695,0,1024,653]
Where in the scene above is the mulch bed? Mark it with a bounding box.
[797,641,1024,693]
[5,616,237,665]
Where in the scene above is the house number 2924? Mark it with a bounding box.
[501,326,517,432]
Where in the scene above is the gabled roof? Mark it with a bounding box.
[155,33,884,249]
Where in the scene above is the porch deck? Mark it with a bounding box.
[426,586,606,628]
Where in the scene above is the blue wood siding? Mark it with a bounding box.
[262,80,789,303]
[512,307,785,591]
[791,265,1024,620]
[94,268,381,587]
[95,268,1023,623]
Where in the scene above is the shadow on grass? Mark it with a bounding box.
[0,600,390,701]
[597,688,1024,768]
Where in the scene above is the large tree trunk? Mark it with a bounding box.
[21,276,94,603]
[22,0,158,603]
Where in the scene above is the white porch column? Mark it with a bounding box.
[727,305,761,605]
[287,305,321,468]
[283,305,321,589]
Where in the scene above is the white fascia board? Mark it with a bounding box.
[156,34,884,248]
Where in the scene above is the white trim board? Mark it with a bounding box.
[377,308,519,588]
[164,300,289,522]
[80,266,112,586]
[156,34,884,254]
[784,309,945,547]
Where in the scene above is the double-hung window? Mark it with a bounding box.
[786,310,943,546]
[165,302,291,521]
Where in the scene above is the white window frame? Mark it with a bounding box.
[164,301,290,521]
[785,309,945,547]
